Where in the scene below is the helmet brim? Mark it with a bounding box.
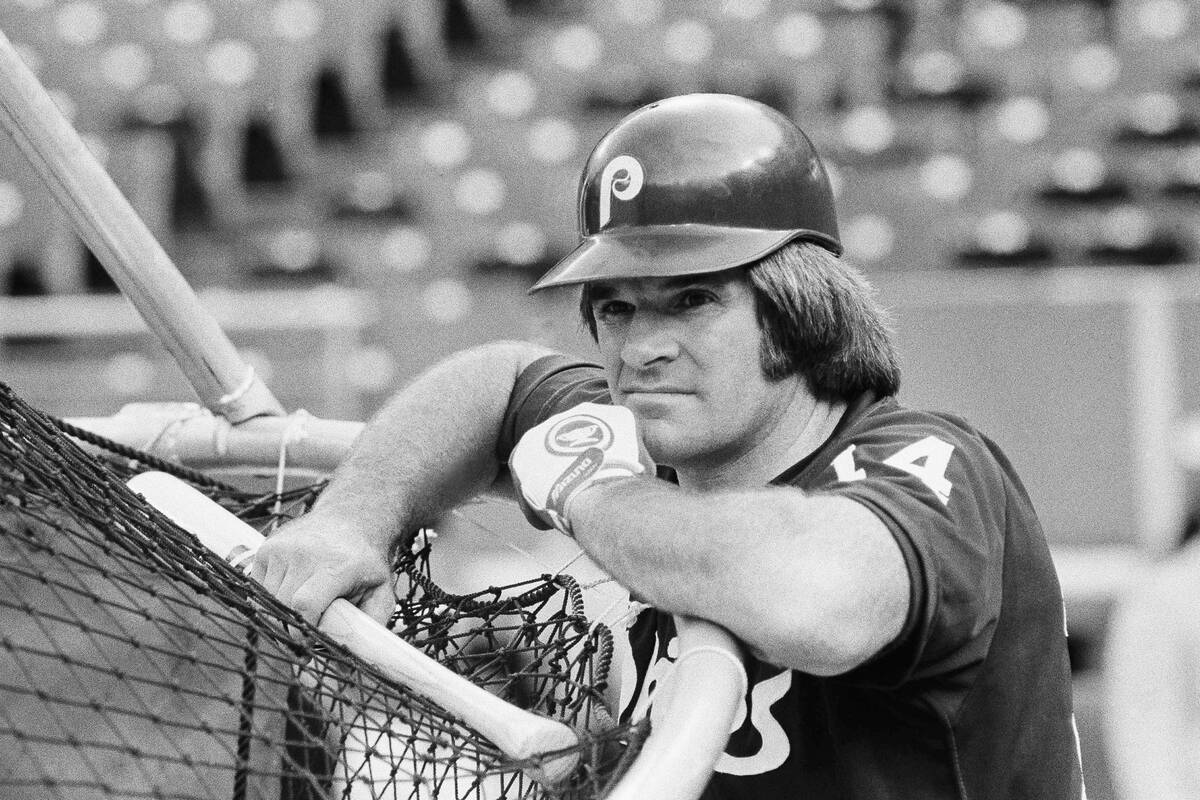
[530,224,841,293]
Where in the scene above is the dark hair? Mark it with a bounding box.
[578,241,901,402]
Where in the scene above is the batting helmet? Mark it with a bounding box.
[531,93,841,292]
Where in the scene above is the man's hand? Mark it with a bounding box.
[250,510,396,626]
[509,402,647,535]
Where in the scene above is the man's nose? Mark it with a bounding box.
[619,312,679,368]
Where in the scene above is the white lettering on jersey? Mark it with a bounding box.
[832,444,866,482]
[883,436,954,504]
[618,631,678,724]
[621,631,794,777]
[833,436,956,505]
[598,155,644,228]
[715,670,793,776]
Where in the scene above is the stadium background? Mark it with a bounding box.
[1,0,1197,795]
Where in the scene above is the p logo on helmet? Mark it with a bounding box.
[530,93,843,293]
[598,155,644,229]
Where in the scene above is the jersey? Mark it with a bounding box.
[496,355,1086,800]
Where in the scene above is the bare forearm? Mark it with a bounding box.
[313,341,553,552]
[568,477,908,674]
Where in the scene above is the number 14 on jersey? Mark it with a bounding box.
[832,436,955,505]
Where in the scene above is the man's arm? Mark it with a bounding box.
[252,340,556,624]
[567,477,910,676]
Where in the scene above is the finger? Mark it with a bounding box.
[291,574,340,626]
[275,567,311,610]
[247,551,268,583]
[359,581,398,626]
[597,458,648,480]
[260,556,290,598]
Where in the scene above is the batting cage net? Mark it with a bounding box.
[0,379,649,800]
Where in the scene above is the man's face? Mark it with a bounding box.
[588,272,809,471]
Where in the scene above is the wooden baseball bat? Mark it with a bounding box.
[127,470,581,787]
[0,26,283,423]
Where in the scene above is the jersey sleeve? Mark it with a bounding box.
[494,353,610,462]
[814,409,1011,690]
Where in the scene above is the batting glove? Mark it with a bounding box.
[509,402,646,535]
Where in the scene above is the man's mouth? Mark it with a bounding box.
[619,386,689,394]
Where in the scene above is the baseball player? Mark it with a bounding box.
[254,94,1086,798]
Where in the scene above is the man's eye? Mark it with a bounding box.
[677,291,714,309]
[594,301,633,318]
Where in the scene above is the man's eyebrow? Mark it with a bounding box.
[587,282,617,301]
[588,275,728,300]
[659,275,726,290]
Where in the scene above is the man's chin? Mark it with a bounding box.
[639,427,693,469]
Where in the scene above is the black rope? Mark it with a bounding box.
[232,628,258,800]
